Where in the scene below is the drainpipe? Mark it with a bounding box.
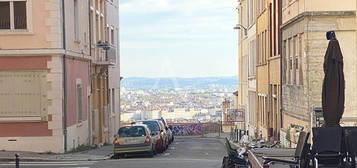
[61,0,68,153]
[278,0,283,139]
[89,0,92,57]
[88,0,93,146]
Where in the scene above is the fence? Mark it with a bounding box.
[121,122,231,137]
[168,122,222,136]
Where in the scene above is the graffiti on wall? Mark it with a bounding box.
[171,124,203,136]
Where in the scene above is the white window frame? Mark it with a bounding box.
[76,79,83,123]
[0,0,33,35]
[110,27,114,45]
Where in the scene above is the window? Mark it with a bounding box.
[248,91,256,127]
[298,35,303,85]
[292,37,296,84]
[258,34,263,65]
[248,39,256,77]
[76,84,83,123]
[282,40,287,84]
[286,39,293,84]
[111,28,114,45]
[247,0,255,26]
[0,71,47,121]
[74,0,80,41]
[0,2,11,29]
[112,88,115,113]
[118,126,147,137]
[0,0,27,30]
[14,1,26,29]
[284,34,304,86]
[258,31,267,65]
[106,26,110,43]
[262,32,267,64]
[96,15,100,42]
[258,0,265,14]
[90,10,94,42]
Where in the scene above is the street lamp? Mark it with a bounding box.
[234,24,248,36]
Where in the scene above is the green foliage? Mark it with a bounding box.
[69,144,96,153]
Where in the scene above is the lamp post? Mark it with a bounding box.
[233,24,248,36]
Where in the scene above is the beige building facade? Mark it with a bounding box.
[237,0,250,132]
[89,0,120,146]
[237,0,356,145]
[106,0,121,144]
[256,0,271,140]
[281,0,356,146]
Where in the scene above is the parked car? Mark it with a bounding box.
[156,120,169,150]
[113,124,155,158]
[168,125,175,142]
[155,118,174,143]
[135,120,165,153]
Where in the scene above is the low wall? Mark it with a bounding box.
[120,122,223,136]
[168,122,222,136]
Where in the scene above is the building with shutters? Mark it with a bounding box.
[0,0,120,153]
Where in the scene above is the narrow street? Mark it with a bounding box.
[0,137,226,168]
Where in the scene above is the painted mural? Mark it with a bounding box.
[171,124,203,136]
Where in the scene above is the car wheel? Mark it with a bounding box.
[152,145,157,155]
[148,147,154,158]
[113,154,120,159]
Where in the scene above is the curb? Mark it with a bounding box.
[0,155,112,162]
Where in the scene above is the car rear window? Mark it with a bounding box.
[156,119,167,126]
[143,121,160,132]
[118,126,146,137]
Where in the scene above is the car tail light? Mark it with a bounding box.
[144,136,151,144]
[113,138,120,145]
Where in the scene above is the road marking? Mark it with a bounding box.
[6,161,97,164]
[60,167,90,168]
[0,161,97,167]
[116,158,220,162]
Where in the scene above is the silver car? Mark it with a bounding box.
[113,124,155,158]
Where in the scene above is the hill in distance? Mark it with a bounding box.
[121,76,238,89]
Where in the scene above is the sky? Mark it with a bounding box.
[119,0,238,78]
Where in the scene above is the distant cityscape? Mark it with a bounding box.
[120,76,238,123]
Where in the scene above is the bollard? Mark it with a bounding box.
[15,153,19,168]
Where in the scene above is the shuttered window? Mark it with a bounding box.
[0,71,47,120]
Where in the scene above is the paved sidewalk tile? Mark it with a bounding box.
[0,145,113,162]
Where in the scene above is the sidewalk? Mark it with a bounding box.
[0,145,113,162]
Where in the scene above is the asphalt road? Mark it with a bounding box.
[0,137,226,168]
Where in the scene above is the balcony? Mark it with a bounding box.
[93,41,117,65]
